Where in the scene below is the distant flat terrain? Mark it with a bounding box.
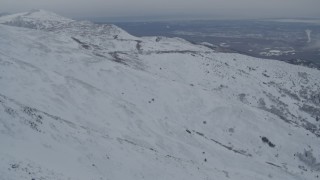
[106,19,320,68]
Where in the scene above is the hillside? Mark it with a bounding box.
[0,10,319,180]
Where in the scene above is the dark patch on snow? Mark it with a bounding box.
[4,107,16,116]
[195,131,204,137]
[71,37,90,49]
[228,128,235,133]
[297,150,320,171]
[210,138,252,157]
[155,50,202,54]
[266,162,282,168]
[300,104,320,119]
[191,130,252,157]
[279,88,301,101]
[117,138,158,153]
[108,52,127,65]
[10,163,19,169]
[155,37,162,42]
[0,93,77,132]
[298,72,309,84]
[22,106,43,132]
[262,73,270,78]
[261,136,276,148]
[247,66,256,71]
[135,40,142,53]
[93,53,106,58]
[238,93,248,104]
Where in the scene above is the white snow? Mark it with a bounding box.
[0,9,74,30]
[260,49,295,56]
[0,10,320,180]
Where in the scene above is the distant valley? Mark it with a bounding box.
[106,19,320,69]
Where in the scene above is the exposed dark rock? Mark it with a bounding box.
[71,37,90,49]
[11,164,19,169]
[297,150,320,171]
[261,136,275,148]
[108,52,127,65]
[300,104,320,118]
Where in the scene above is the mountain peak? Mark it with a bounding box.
[0,10,137,39]
[23,9,70,20]
[26,8,43,14]
[0,9,74,30]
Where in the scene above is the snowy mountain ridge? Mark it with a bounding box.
[0,10,320,180]
[0,9,74,30]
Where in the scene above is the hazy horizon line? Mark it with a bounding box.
[1,9,320,23]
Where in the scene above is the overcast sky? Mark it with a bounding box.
[1,0,320,20]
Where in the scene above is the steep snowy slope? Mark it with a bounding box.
[0,10,320,180]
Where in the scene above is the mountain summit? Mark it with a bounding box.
[0,9,74,30]
[0,10,319,180]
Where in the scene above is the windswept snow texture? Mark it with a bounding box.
[0,10,320,180]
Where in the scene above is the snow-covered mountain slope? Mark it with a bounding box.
[0,9,74,30]
[0,10,320,180]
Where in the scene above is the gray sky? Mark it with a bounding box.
[1,0,320,20]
